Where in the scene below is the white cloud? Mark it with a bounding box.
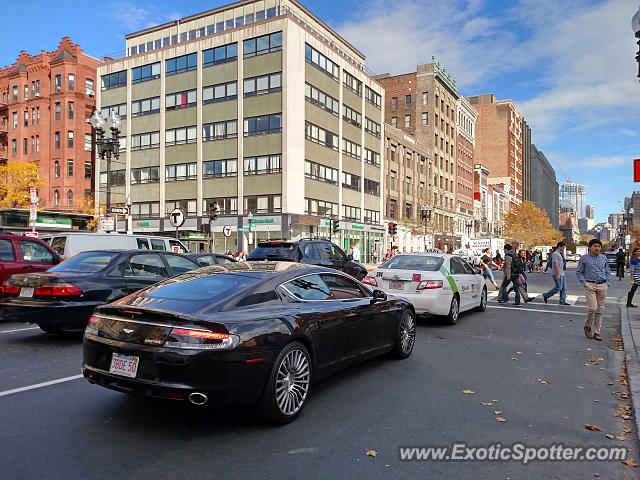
[104,2,182,34]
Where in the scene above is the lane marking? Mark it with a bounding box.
[0,374,83,398]
[487,305,584,316]
[0,326,40,334]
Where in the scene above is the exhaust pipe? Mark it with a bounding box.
[189,392,208,406]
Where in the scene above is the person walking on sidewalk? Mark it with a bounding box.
[576,238,611,341]
[507,250,533,302]
[626,247,640,307]
[479,247,499,290]
[498,244,522,305]
[616,247,626,280]
[541,241,569,305]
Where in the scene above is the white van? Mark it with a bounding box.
[41,233,189,259]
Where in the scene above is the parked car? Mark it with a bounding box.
[0,250,199,332]
[247,239,368,280]
[41,233,189,259]
[185,252,237,266]
[566,252,579,262]
[0,233,60,296]
[363,252,486,324]
[82,261,415,423]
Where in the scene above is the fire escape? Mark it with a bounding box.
[0,97,7,166]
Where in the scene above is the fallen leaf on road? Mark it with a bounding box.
[463,390,475,394]
[606,434,615,439]
[384,465,390,467]
[537,379,549,384]
[608,382,614,385]
[616,435,626,441]
[585,424,603,431]
[621,458,637,467]
[594,400,599,402]
[494,410,502,415]
[516,351,523,354]
[481,402,493,406]
[577,386,584,389]
[622,426,633,433]
[493,399,499,402]
[496,417,507,423]
[511,357,518,361]
[536,352,541,355]
[366,450,377,457]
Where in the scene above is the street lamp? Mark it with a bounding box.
[633,5,640,80]
[88,110,121,213]
[420,204,433,250]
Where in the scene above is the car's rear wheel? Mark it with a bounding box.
[445,296,459,325]
[393,309,415,359]
[475,288,487,312]
[259,341,311,424]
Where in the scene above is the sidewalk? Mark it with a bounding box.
[621,304,640,444]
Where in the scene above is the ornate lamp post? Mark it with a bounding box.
[633,5,640,80]
[88,110,121,213]
[420,204,433,250]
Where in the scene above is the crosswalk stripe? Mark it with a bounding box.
[487,292,580,306]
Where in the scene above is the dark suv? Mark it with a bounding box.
[247,239,368,280]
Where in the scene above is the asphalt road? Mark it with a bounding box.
[1,265,639,479]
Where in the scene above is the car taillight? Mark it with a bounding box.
[33,282,82,297]
[363,276,378,286]
[1,278,19,296]
[417,280,443,290]
[85,315,100,336]
[163,327,240,350]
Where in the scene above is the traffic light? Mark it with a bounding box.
[392,223,397,235]
[388,222,397,235]
[207,199,219,220]
[388,222,394,235]
[332,218,340,234]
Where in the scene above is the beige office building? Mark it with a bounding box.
[96,0,385,258]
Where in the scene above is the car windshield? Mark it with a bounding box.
[247,243,297,260]
[146,272,267,301]
[381,255,442,271]
[49,251,118,273]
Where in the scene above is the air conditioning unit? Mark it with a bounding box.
[35,93,40,97]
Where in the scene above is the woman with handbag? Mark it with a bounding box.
[479,248,499,290]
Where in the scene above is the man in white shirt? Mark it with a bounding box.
[350,242,361,262]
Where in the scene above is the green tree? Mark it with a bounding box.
[0,161,45,208]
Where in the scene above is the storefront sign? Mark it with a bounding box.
[238,227,250,231]
[30,218,73,229]
[136,221,150,227]
[351,225,365,230]
[250,218,275,224]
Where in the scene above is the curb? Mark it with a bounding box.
[619,303,640,444]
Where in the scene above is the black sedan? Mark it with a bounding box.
[82,261,415,424]
[185,252,237,266]
[0,250,200,333]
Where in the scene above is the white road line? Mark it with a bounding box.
[487,305,584,315]
[566,295,578,305]
[0,374,83,398]
[0,326,40,334]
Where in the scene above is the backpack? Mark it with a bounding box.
[511,254,524,275]
[616,250,625,263]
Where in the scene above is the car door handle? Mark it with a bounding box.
[23,265,37,269]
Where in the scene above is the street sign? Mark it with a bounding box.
[169,208,185,228]
[29,188,37,204]
[223,225,233,237]
[635,159,640,182]
[110,206,129,215]
[29,205,37,221]
[24,231,38,238]
[100,217,115,231]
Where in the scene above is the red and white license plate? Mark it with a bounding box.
[19,287,34,298]
[389,281,404,290]
[109,353,139,378]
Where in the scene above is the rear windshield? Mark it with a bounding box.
[147,273,265,301]
[380,255,443,271]
[49,251,118,273]
[248,243,297,261]
[50,237,67,255]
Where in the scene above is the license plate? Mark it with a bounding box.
[19,287,34,298]
[109,353,139,378]
[389,281,404,290]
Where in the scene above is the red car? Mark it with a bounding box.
[0,233,61,296]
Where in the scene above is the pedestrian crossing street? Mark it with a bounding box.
[486,290,621,307]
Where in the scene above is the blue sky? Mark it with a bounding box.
[2,0,639,223]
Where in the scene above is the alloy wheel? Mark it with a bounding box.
[400,311,416,354]
[275,348,310,416]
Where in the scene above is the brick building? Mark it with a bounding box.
[0,37,100,211]
[455,96,477,241]
[376,61,460,251]
[466,93,523,210]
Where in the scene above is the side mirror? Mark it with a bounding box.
[347,254,354,261]
[53,253,61,264]
[371,289,387,303]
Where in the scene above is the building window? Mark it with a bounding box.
[165,199,197,216]
[305,82,339,115]
[203,42,238,66]
[31,136,34,153]
[365,86,381,109]
[68,74,75,91]
[203,82,237,104]
[67,131,74,148]
[405,115,411,128]
[364,209,380,224]
[130,202,160,218]
[101,103,127,119]
[202,197,238,215]
[12,112,17,128]
[165,162,197,182]
[68,102,74,120]
[404,203,412,218]
[85,133,92,151]
[130,166,159,184]
[245,195,282,214]
[244,155,281,175]
[101,70,126,90]
[305,44,339,80]
[305,198,338,217]
[35,80,40,96]
[304,160,337,184]
[86,79,94,96]
[31,81,35,97]
[166,53,197,76]
[12,86,18,102]
[36,107,39,124]
[422,92,428,105]
[305,122,338,150]
[131,96,160,117]
[243,73,281,97]
[342,105,361,127]
[343,71,362,95]
[54,132,60,149]
[202,120,238,141]
[132,62,160,83]
[203,159,237,178]
[243,31,282,58]
[54,190,59,206]
[364,178,380,196]
[55,103,61,120]
[31,108,35,124]
[364,117,381,137]
[391,97,398,111]
[422,112,428,126]
[85,161,92,180]
[342,204,360,221]
[130,131,160,150]
[23,111,28,127]
[54,161,60,178]
[67,160,73,177]
[243,113,282,136]
[36,136,39,152]
[165,126,197,146]
[364,148,380,167]
[406,95,411,107]
[391,117,397,128]
[23,138,27,154]
[342,171,360,190]
[11,139,16,156]
[166,89,197,110]
[342,138,361,159]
